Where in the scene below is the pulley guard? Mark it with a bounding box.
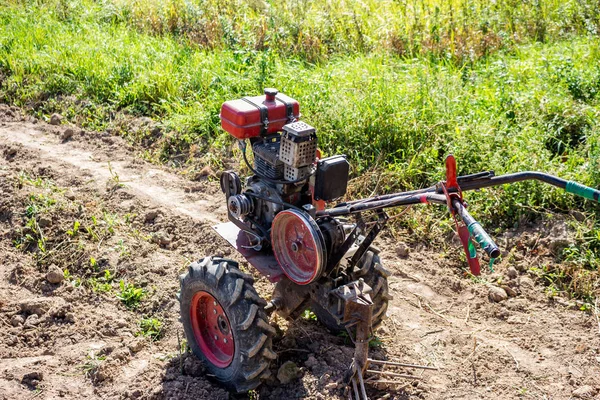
[271,209,327,285]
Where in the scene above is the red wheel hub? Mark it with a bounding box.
[271,210,326,285]
[190,291,234,368]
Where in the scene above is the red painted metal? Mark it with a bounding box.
[220,91,300,139]
[445,155,459,190]
[190,291,234,368]
[271,210,324,285]
[213,222,285,283]
[442,155,481,275]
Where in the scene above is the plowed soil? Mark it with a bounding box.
[1,105,599,400]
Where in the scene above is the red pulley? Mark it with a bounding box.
[271,210,326,285]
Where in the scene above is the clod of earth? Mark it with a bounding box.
[128,338,145,353]
[38,216,52,228]
[19,297,53,316]
[49,113,62,126]
[507,266,518,279]
[501,284,518,297]
[20,371,43,389]
[144,210,159,223]
[61,128,74,141]
[304,355,318,370]
[396,242,410,258]
[24,314,40,327]
[488,286,508,302]
[151,231,171,246]
[10,314,24,326]
[45,265,64,284]
[519,276,535,288]
[193,166,214,180]
[572,385,598,399]
[277,361,301,385]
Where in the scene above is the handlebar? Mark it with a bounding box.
[451,199,501,259]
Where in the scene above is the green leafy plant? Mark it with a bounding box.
[67,220,80,236]
[88,269,114,293]
[137,317,162,340]
[301,309,317,321]
[117,280,145,308]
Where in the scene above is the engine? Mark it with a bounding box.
[219,88,350,284]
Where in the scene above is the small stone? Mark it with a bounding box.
[144,210,159,223]
[38,216,52,228]
[519,276,535,288]
[24,314,40,327]
[488,286,508,302]
[572,385,597,398]
[61,128,74,141]
[506,267,518,279]
[277,361,300,385]
[11,314,25,327]
[395,242,410,258]
[46,265,64,284]
[116,319,128,328]
[49,113,62,125]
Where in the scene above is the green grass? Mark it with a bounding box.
[0,1,599,298]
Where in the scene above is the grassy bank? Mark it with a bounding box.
[0,1,599,298]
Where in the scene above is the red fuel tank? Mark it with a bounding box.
[220,88,300,139]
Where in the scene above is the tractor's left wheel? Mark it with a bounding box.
[179,257,277,393]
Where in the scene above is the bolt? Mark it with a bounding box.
[213,309,217,314]
[224,338,228,344]
[214,335,218,340]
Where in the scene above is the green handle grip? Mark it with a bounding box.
[566,181,600,202]
[467,222,501,259]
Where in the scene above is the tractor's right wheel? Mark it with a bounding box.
[179,257,276,393]
[312,249,392,334]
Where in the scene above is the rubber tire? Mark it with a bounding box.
[179,257,276,393]
[312,249,391,334]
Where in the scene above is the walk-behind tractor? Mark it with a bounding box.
[178,89,600,398]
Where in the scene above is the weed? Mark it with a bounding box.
[67,220,80,237]
[113,239,130,258]
[301,309,317,321]
[81,351,106,380]
[368,336,383,349]
[117,280,145,308]
[63,269,81,287]
[88,269,114,293]
[137,317,162,340]
[107,161,125,189]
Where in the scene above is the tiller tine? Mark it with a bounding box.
[340,281,438,400]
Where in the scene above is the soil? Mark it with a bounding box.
[0,105,599,400]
